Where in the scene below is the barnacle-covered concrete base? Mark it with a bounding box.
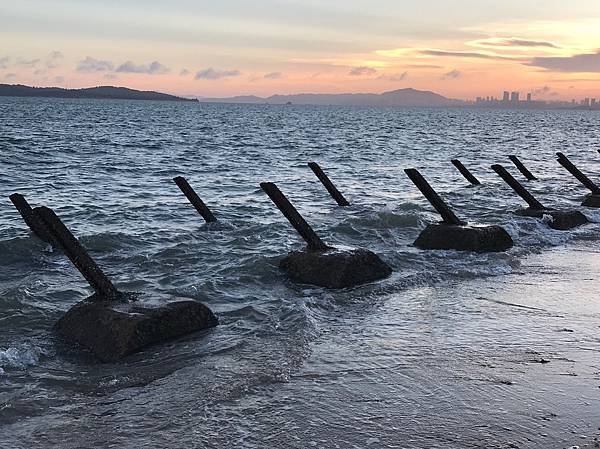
[516,208,588,230]
[56,296,218,362]
[280,248,392,289]
[414,224,513,252]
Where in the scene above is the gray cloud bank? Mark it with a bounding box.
[264,71,283,79]
[475,38,559,49]
[77,56,114,72]
[116,60,169,74]
[349,66,377,76]
[76,57,170,74]
[527,51,600,72]
[442,69,462,79]
[195,68,241,80]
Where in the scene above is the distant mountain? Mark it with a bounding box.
[0,84,197,102]
[202,88,464,107]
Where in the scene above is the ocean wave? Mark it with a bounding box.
[334,209,421,231]
[0,236,54,265]
[0,344,44,374]
[582,208,600,223]
[80,231,142,252]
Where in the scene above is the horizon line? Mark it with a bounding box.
[3,81,595,103]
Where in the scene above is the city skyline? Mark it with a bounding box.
[1,0,600,100]
[474,89,600,109]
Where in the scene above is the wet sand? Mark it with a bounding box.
[178,242,600,448]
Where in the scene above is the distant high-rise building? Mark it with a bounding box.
[503,91,510,102]
[510,92,519,103]
[584,98,591,107]
[527,93,532,102]
[592,99,597,107]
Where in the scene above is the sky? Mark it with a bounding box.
[1,0,600,100]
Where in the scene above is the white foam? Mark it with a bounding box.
[503,216,571,248]
[450,260,514,280]
[99,377,121,388]
[0,344,43,372]
[582,209,600,223]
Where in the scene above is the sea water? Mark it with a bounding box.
[1,97,600,448]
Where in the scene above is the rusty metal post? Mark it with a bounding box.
[173,176,217,223]
[35,206,121,300]
[491,164,546,210]
[451,159,481,186]
[260,182,329,251]
[508,155,537,181]
[404,169,465,225]
[556,152,600,194]
[308,162,350,206]
[9,193,54,244]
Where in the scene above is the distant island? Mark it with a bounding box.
[200,88,465,107]
[2,84,596,110]
[201,87,599,110]
[0,84,197,102]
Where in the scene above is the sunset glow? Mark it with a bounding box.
[2,0,600,99]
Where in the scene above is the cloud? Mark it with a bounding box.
[376,48,415,58]
[53,76,65,84]
[389,71,408,81]
[77,56,114,73]
[16,58,40,67]
[527,51,600,72]
[377,47,518,60]
[532,85,559,97]
[4,73,16,80]
[29,51,65,76]
[534,85,552,95]
[45,51,63,69]
[194,68,241,80]
[104,73,118,80]
[549,77,600,83]
[421,49,517,60]
[0,52,62,74]
[0,52,63,74]
[116,61,170,74]
[379,71,408,81]
[349,66,377,76]
[404,64,443,69]
[75,55,176,76]
[180,68,190,76]
[470,38,560,49]
[264,71,284,79]
[442,69,462,79]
